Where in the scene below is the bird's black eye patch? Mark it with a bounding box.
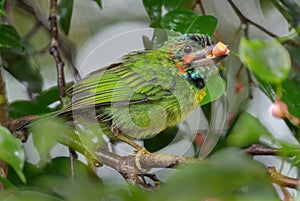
[183,45,192,54]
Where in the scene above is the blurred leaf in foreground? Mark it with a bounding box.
[0,0,5,16]
[0,125,26,183]
[153,148,277,200]
[30,118,72,167]
[239,37,291,84]
[226,112,272,147]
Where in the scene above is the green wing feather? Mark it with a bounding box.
[60,51,177,114]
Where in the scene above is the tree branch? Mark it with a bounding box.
[226,0,277,38]
[0,58,9,190]
[268,167,300,189]
[49,0,77,177]
[244,145,300,189]
[49,0,66,100]
[243,144,279,155]
[95,146,204,188]
[243,144,300,158]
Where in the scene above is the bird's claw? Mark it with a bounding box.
[134,146,151,172]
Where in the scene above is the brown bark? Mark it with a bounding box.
[0,61,9,190]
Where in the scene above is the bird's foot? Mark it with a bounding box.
[114,133,149,154]
[121,172,160,189]
[134,146,151,172]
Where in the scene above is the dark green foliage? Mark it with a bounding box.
[58,0,74,35]
[162,10,217,35]
[0,1,300,200]
[9,85,62,118]
[93,0,102,9]
[0,0,5,16]
[0,25,23,48]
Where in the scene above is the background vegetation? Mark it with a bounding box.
[0,0,300,200]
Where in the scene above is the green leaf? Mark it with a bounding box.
[2,49,43,93]
[255,76,300,120]
[287,46,300,86]
[226,112,271,147]
[185,15,218,35]
[8,157,100,185]
[143,0,164,27]
[155,148,276,200]
[93,0,102,9]
[200,75,226,105]
[1,191,62,201]
[0,175,14,188]
[0,0,5,16]
[58,0,74,35]
[142,0,188,27]
[0,125,26,183]
[164,0,184,11]
[161,10,218,35]
[0,25,23,49]
[9,100,49,119]
[36,86,60,108]
[30,118,71,167]
[282,79,300,118]
[239,37,291,84]
[9,85,62,118]
[44,157,100,180]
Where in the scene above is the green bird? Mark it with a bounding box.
[56,33,229,151]
[15,33,229,154]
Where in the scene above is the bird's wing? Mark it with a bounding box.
[61,52,177,113]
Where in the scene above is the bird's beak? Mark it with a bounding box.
[189,42,230,67]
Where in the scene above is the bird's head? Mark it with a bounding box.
[160,34,230,89]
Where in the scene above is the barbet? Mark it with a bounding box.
[57,33,230,151]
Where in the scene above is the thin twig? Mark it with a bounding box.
[243,144,300,158]
[243,144,279,155]
[268,167,300,189]
[49,0,66,100]
[280,186,293,201]
[244,145,300,189]
[196,0,206,15]
[226,0,277,38]
[49,0,77,178]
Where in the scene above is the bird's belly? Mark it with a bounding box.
[109,95,198,139]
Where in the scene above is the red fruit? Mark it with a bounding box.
[270,100,288,119]
[234,82,244,93]
[194,132,205,147]
[212,42,230,57]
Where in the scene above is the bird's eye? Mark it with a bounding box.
[183,45,192,54]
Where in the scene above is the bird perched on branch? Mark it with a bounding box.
[56,32,230,152]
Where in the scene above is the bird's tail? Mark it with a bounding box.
[4,111,59,134]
